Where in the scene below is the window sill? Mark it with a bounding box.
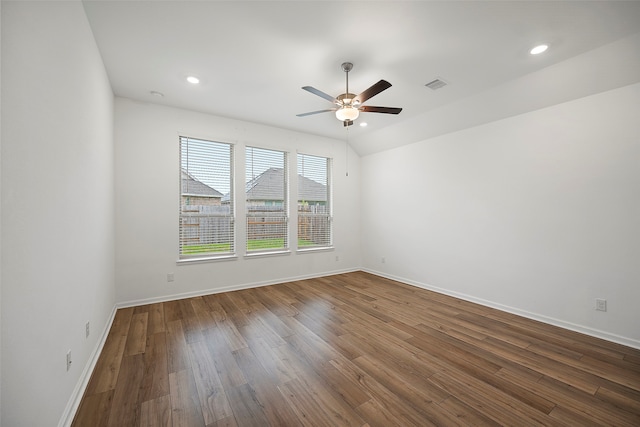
[296,246,334,254]
[177,254,238,265]
[244,249,291,259]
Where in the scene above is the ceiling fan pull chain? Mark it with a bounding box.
[345,125,350,177]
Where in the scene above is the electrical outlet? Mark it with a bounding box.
[335,255,340,262]
[596,298,607,312]
[381,257,386,264]
[86,321,90,338]
[66,350,72,371]
[167,273,174,282]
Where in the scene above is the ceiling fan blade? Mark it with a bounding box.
[359,106,403,114]
[353,80,392,104]
[296,109,336,117]
[302,86,338,104]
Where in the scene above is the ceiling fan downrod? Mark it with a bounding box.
[341,62,353,103]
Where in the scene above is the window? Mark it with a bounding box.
[297,153,332,249]
[246,147,288,253]
[179,136,234,259]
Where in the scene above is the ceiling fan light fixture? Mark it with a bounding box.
[336,106,359,122]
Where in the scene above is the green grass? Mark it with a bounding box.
[248,238,285,250]
[182,238,317,255]
[181,242,231,254]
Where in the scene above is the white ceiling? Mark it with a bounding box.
[82,1,640,156]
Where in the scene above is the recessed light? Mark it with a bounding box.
[530,44,548,55]
[186,76,200,84]
[150,91,164,97]
[359,122,368,127]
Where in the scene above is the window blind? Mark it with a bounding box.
[246,147,288,253]
[297,153,332,249]
[179,136,234,258]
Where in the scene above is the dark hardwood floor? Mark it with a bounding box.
[72,271,640,426]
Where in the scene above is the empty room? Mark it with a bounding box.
[1,1,640,426]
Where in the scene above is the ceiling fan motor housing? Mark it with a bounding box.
[337,93,357,105]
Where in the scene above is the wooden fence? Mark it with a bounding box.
[298,204,330,246]
[180,205,232,246]
[247,206,287,241]
[180,204,330,246]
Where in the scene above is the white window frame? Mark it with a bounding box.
[297,153,333,252]
[178,136,235,262]
[245,146,289,255]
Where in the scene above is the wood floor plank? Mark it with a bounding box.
[163,300,186,323]
[73,272,640,427]
[354,398,409,427]
[224,383,271,427]
[329,356,440,427]
[207,416,238,427]
[215,317,249,352]
[125,313,149,356]
[428,369,560,426]
[279,378,357,427]
[84,333,128,395]
[498,364,640,426]
[537,375,640,426]
[247,337,298,384]
[107,354,145,427]
[352,355,464,426]
[201,326,247,389]
[166,320,189,374]
[148,303,167,335]
[548,404,606,427]
[188,340,233,424]
[438,396,502,427]
[71,390,113,427]
[83,308,132,395]
[140,332,170,402]
[169,369,205,427]
[273,341,371,410]
[140,395,172,427]
[249,286,299,317]
[595,385,640,414]
[231,346,302,426]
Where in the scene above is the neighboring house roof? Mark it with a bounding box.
[221,167,326,203]
[181,170,223,198]
[246,167,286,201]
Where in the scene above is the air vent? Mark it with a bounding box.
[425,78,448,90]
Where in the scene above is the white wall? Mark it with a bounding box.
[114,98,360,304]
[361,83,640,348]
[1,2,115,426]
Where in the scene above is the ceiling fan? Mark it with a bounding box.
[297,62,402,127]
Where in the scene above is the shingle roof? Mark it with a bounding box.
[221,168,326,202]
[181,170,223,198]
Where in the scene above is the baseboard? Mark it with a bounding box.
[58,305,118,427]
[117,267,360,308]
[363,268,640,350]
